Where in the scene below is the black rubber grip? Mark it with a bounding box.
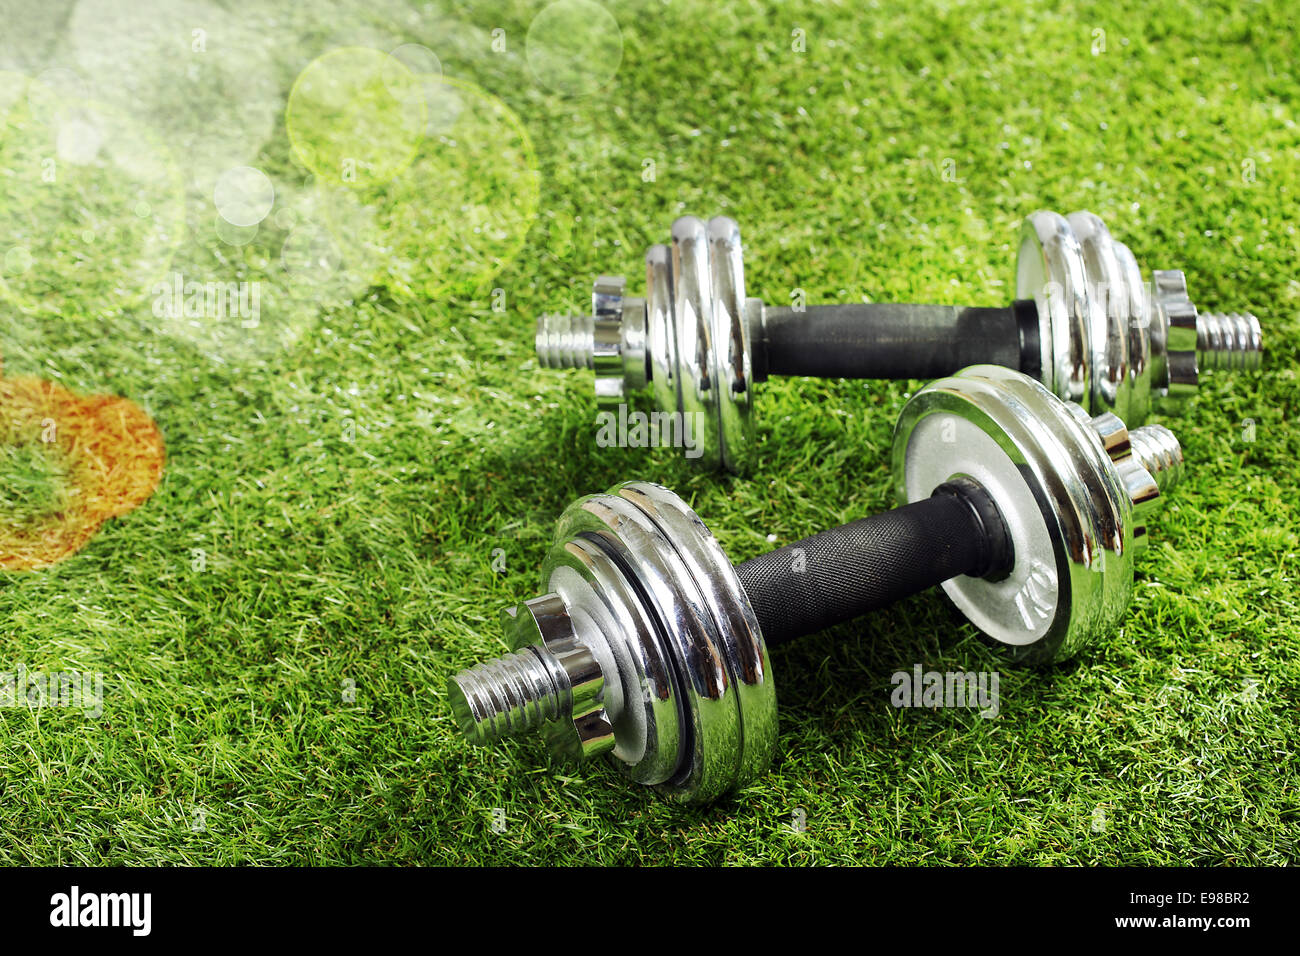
[735,492,996,648]
[754,300,1041,381]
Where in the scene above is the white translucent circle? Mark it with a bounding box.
[3,247,33,275]
[55,115,102,165]
[424,80,464,135]
[215,217,258,246]
[384,43,457,134]
[213,165,275,227]
[68,0,282,190]
[389,43,442,79]
[526,0,624,96]
[1,93,185,319]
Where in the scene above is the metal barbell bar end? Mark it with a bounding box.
[1197,311,1263,372]
[1128,423,1184,495]
[449,595,617,761]
[448,645,570,746]
[535,312,594,371]
[1145,270,1263,396]
[536,276,647,405]
[448,639,616,762]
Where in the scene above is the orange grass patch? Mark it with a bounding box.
[1,375,165,570]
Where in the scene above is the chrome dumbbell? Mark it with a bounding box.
[536,211,1259,471]
[448,366,1185,803]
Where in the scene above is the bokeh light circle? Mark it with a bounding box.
[386,43,459,136]
[0,76,185,319]
[55,113,102,164]
[331,75,540,302]
[4,247,33,275]
[526,0,624,96]
[150,179,378,360]
[214,166,275,228]
[215,218,259,246]
[388,44,442,82]
[68,0,283,193]
[286,46,427,188]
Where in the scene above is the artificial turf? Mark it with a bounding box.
[0,0,1296,865]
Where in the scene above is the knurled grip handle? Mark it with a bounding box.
[755,300,1041,382]
[735,489,1002,648]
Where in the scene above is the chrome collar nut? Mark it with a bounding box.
[537,210,1259,471]
[536,276,647,404]
[449,366,1185,802]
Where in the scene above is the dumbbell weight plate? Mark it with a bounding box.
[1016,210,1093,410]
[1068,211,1134,421]
[645,244,680,426]
[548,485,746,802]
[619,480,776,792]
[671,217,724,471]
[706,217,757,473]
[539,534,683,785]
[893,364,1140,664]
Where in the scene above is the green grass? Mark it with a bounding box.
[0,439,69,529]
[0,0,1297,865]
